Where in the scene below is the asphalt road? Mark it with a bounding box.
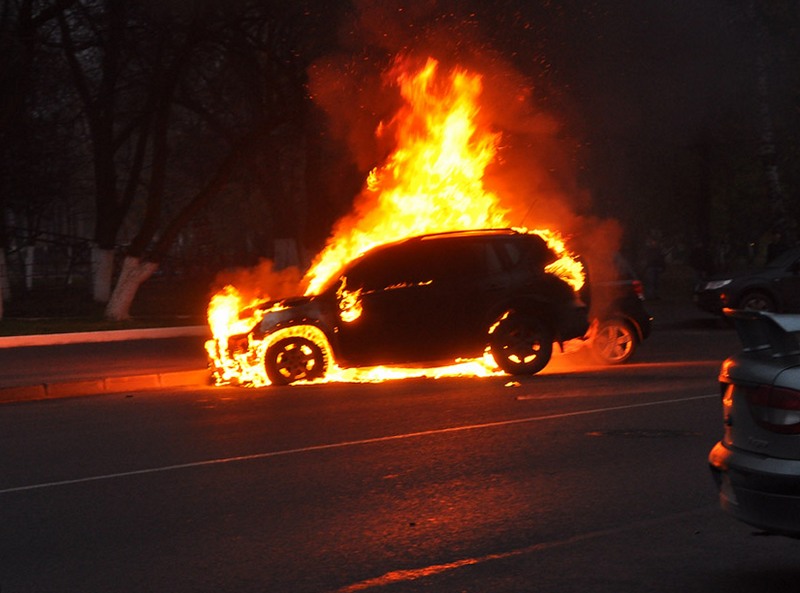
[2,317,799,593]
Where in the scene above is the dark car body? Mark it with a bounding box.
[708,308,800,537]
[694,247,800,316]
[239,229,590,384]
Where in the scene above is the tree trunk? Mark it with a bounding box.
[105,256,158,321]
[92,246,115,302]
[755,54,795,244]
[750,0,797,246]
[22,244,34,290]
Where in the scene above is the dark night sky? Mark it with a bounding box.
[342,0,756,144]
[556,0,753,144]
[319,0,766,243]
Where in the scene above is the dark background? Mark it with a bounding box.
[1,0,797,314]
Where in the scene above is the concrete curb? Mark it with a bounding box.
[0,325,209,349]
[0,368,212,404]
[0,325,214,404]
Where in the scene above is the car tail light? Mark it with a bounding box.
[631,280,644,300]
[746,385,800,434]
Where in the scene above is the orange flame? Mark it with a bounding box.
[206,56,584,386]
[303,58,510,295]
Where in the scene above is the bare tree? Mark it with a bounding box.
[0,0,78,319]
[746,0,799,246]
[103,1,335,319]
[3,0,347,321]
[55,0,181,303]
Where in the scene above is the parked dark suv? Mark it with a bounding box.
[225,229,590,385]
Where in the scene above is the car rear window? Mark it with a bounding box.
[493,235,554,271]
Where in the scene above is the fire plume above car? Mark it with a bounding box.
[206,56,586,387]
[302,57,583,295]
[303,57,508,295]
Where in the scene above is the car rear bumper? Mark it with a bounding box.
[708,441,800,537]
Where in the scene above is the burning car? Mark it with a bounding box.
[211,229,589,385]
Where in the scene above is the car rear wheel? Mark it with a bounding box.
[265,337,327,385]
[490,314,553,375]
[738,291,775,312]
[592,319,637,364]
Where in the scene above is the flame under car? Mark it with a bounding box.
[222,229,589,385]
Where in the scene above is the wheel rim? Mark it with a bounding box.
[272,339,324,383]
[500,326,545,365]
[490,315,553,375]
[742,294,772,311]
[595,323,634,363]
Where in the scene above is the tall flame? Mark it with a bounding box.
[303,58,511,295]
[206,56,584,387]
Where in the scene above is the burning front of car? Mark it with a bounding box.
[206,56,601,387]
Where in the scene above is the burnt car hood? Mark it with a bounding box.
[254,294,334,337]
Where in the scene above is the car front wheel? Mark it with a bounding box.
[489,314,553,375]
[264,337,327,385]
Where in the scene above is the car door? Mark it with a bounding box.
[331,243,456,365]
[459,234,555,327]
[443,237,514,347]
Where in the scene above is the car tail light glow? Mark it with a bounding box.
[746,385,800,434]
[632,279,644,300]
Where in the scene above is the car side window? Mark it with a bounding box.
[492,239,522,271]
[345,240,492,292]
[419,240,490,283]
[483,241,504,274]
[492,236,553,273]
[344,250,398,292]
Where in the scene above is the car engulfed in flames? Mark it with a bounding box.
[206,55,596,387]
[207,228,589,386]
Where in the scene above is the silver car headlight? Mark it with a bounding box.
[704,279,732,290]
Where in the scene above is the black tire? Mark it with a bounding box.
[489,314,553,375]
[592,319,637,364]
[264,337,327,385]
[738,290,775,312]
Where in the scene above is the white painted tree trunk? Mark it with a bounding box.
[105,256,159,321]
[92,246,115,302]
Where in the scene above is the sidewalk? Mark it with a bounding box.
[0,325,213,404]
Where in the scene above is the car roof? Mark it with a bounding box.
[415,228,523,240]
[360,228,527,255]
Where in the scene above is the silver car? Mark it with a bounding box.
[708,308,800,537]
